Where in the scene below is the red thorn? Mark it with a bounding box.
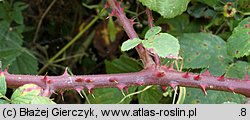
[161,86,168,91]
[60,91,64,101]
[193,74,201,81]
[62,67,70,77]
[129,18,136,25]
[115,1,124,13]
[166,63,175,71]
[217,74,225,81]
[149,15,154,22]
[41,87,52,97]
[202,70,211,76]
[3,67,9,75]
[182,72,189,78]
[75,86,84,96]
[199,84,207,96]
[109,78,118,83]
[41,73,48,82]
[86,85,94,94]
[169,81,178,89]
[47,79,52,84]
[104,2,109,9]
[75,78,84,82]
[136,81,144,86]
[110,10,117,17]
[52,90,57,95]
[155,71,165,77]
[85,78,93,83]
[228,87,235,94]
[116,83,126,91]
[124,87,128,93]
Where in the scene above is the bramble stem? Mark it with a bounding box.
[4,66,250,97]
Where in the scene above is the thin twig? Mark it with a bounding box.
[146,8,161,67]
[145,8,154,28]
[32,0,57,43]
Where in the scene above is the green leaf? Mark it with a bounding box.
[184,88,246,104]
[0,71,6,96]
[108,17,117,42]
[30,96,56,104]
[179,33,233,75]
[121,38,142,51]
[138,86,162,104]
[87,55,142,104]
[0,99,9,104]
[12,2,28,24]
[145,26,161,39]
[11,84,43,104]
[0,48,38,74]
[227,17,250,58]
[142,33,180,58]
[0,20,38,74]
[138,0,190,18]
[0,21,23,47]
[225,61,250,79]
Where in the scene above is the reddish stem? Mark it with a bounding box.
[4,66,250,97]
[107,0,155,68]
[145,8,161,67]
[2,0,250,101]
[146,8,154,28]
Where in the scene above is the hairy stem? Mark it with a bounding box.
[3,66,250,97]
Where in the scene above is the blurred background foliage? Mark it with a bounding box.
[0,0,249,104]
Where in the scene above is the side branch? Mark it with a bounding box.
[107,0,155,68]
[4,67,250,97]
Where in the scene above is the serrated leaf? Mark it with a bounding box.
[179,33,233,75]
[138,0,190,18]
[138,86,162,104]
[227,17,250,58]
[225,61,250,79]
[31,96,56,104]
[12,2,28,24]
[0,72,6,96]
[121,38,142,51]
[0,21,23,47]
[87,55,142,104]
[184,88,245,104]
[145,26,161,39]
[11,84,43,104]
[0,48,38,74]
[0,20,38,74]
[142,33,180,58]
